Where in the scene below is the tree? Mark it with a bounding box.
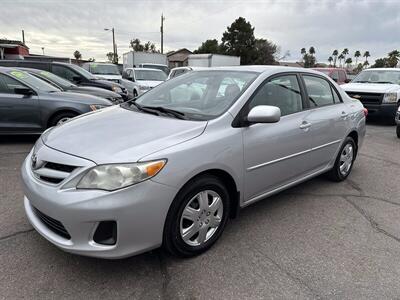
[332,49,339,67]
[354,63,363,74]
[73,50,82,62]
[363,60,369,69]
[300,48,306,61]
[221,17,256,65]
[371,58,387,68]
[106,52,118,63]
[354,50,361,65]
[129,38,158,53]
[338,53,345,67]
[309,46,315,57]
[345,57,352,68]
[387,50,400,68]
[363,51,370,63]
[194,39,221,54]
[342,48,349,63]
[251,38,278,65]
[303,53,316,68]
[328,56,333,66]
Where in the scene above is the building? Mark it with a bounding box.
[167,48,192,68]
[0,39,29,60]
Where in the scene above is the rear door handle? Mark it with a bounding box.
[341,111,349,118]
[299,122,312,130]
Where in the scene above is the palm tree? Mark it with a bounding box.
[342,48,349,63]
[309,46,315,57]
[387,50,400,67]
[363,60,369,69]
[363,51,370,64]
[354,50,361,65]
[338,53,345,67]
[328,56,333,67]
[345,57,352,69]
[301,48,306,62]
[73,50,82,64]
[332,49,339,67]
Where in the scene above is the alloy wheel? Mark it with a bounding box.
[339,143,354,176]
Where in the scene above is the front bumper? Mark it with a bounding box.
[363,103,397,120]
[21,146,177,259]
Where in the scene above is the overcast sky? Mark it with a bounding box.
[1,0,399,63]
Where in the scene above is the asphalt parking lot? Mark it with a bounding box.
[0,123,399,299]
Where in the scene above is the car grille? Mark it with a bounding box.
[32,160,78,184]
[345,91,384,105]
[32,206,71,239]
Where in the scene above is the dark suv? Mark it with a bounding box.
[0,60,129,100]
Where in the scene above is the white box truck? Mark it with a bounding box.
[123,52,167,69]
[188,54,240,67]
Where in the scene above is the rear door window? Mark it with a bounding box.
[303,75,336,107]
[52,65,80,82]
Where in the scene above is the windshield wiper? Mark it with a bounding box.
[371,81,394,84]
[353,80,368,83]
[142,106,188,120]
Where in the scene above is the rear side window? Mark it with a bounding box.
[52,65,79,82]
[0,74,26,94]
[303,75,336,107]
[331,71,339,81]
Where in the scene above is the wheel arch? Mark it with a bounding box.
[347,130,359,157]
[46,109,80,128]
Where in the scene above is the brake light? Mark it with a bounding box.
[363,108,368,117]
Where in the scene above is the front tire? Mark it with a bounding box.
[397,125,400,138]
[328,137,356,182]
[163,175,230,257]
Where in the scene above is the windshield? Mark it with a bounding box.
[37,70,76,88]
[68,64,97,80]
[135,69,167,81]
[89,64,121,75]
[7,70,60,92]
[353,70,400,84]
[141,64,170,75]
[133,70,258,120]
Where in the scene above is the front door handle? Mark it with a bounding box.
[299,122,312,130]
[341,111,349,118]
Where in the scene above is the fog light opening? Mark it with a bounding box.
[93,221,117,245]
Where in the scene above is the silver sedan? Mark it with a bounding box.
[21,66,366,258]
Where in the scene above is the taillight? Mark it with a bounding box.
[363,108,368,117]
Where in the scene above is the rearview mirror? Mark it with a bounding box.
[247,105,281,123]
[14,87,34,96]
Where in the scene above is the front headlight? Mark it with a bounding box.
[76,160,166,191]
[383,93,398,103]
[90,104,109,111]
[112,85,123,93]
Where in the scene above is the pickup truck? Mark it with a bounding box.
[342,68,400,123]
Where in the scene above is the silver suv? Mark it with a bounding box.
[21,66,366,258]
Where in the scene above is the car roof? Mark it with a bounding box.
[0,66,29,73]
[139,63,167,66]
[313,67,346,71]
[189,65,325,75]
[362,68,400,72]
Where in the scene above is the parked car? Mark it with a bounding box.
[342,68,400,122]
[396,106,400,138]
[81,62,139,98]
[19,68,124,104]
[167,66,206,80]
[138,63,170,75]
[21,66,366,258]
[312,68,350,84]
[122,68,167,94]
[0,67,112,134]
[0,60,129,100]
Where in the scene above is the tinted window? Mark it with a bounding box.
[303,75,335,107]
[249,74,303,116]
[0,74,26,94]
[52,65,81,82]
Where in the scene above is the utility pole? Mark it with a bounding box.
[105,27,117,64]
[160,14,165,54]
[22,30,25,44]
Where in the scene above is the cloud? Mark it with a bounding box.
[1,0,399,63]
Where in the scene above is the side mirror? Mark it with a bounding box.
[14,87,34,96]
[72,75,82,84]
[247,105,281,124]
[344,78,351,83]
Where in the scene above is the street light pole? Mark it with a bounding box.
[105,27,117,64]
[160,14,165,54]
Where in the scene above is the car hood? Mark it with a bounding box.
[96,74,122,81]
[342,83,400,93]
[42,106,207,164]
[138,80,164,88]
[41,91,112,105]
[68,86,122,99]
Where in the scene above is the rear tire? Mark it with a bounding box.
[163,175,230,258]
[328,137,356,182]
[396,125,400,139]
[49,112,78,127]
[133,90,138,98]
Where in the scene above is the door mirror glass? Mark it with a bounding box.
[247,105,281,123]
[14,87,33,95]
